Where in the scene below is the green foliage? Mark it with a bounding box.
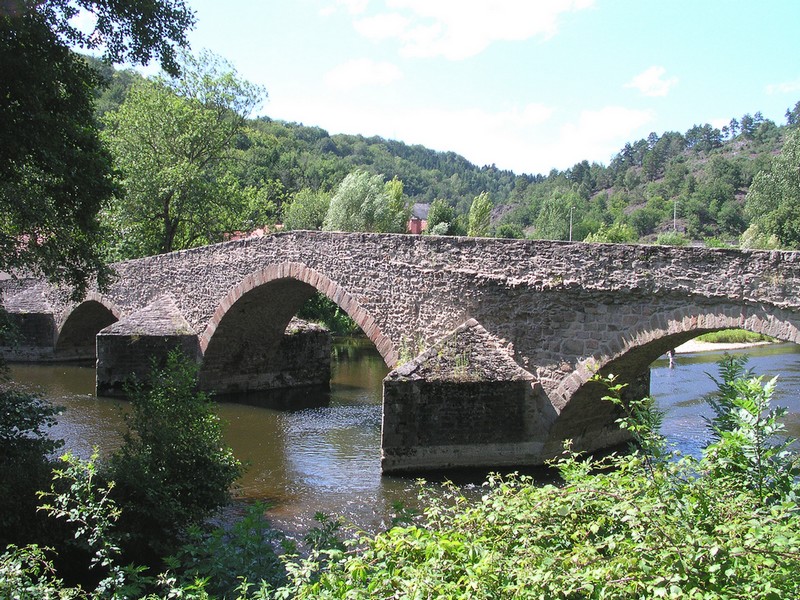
[297,292,359,335]
[0,544,77,600]
[425,199,464,236]
[703,357,799,504]
[38,451,148,597]
[745,128,800,248]
[168,502,288,597]
[102,50,265,258]
[532,189,573,240]
[583,221,638,243]
[1,0,195,296]
[0,9,113,298]
[467,191,492,237]
[655,230,690,246]
[495,222,524,239]
[740,223,781,250]
[282,188,331,231]
[695,329,772,344]
[323,170,408,233]
[105,350,243,559]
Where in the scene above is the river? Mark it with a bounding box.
[8,339,800,534]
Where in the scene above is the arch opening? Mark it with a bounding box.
[547,303,800,457]
[55,300,118,361]
[199,264,392,401]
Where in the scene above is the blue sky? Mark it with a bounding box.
[157,1,800,175]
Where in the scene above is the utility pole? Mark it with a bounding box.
[673,199,677,231]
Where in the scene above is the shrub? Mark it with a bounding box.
[104,350,243,561]
[655,230,690,246]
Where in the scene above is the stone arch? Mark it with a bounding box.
[198,262,395,394]
[544,301,800,457]
[200,261,394,362]
[55,294,121,360]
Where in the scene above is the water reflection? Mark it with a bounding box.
[8,340,800,533]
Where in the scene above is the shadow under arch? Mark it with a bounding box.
[54,295,120,360]
[198,262,395,395]
[545,301,800,455]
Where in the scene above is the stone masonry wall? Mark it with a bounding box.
[21,232,800,407]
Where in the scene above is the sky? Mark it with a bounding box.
[145,0,800,175]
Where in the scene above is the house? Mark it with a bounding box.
[407,203,430,234]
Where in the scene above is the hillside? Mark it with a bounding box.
[89,56,799,245]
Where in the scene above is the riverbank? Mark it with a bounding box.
[673,340,773,354]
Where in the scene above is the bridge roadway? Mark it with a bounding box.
[3,231,800,472]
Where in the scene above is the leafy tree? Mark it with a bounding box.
[787,101,800,127]
[1,11,114,297]
[323,170,407,233]
[740,223,781,250]
[105,350,242,560]
[467,192,492,237]
[584,221,638,243]
[655,230,690,246]
[533,190,574,240]
[102,51,265,258]
[282,188,331,230]
[425,199,462,236]
[744,128,800,248]
[495,223,523,239]
[1,0,194,296]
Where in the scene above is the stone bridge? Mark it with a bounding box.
[3,231,800,473]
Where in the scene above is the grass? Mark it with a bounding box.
[694,329,774,344]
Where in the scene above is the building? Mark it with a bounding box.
[407,203,430,234]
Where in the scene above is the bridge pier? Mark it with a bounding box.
[96,295,201,396]
[381,320,555,473]
[198,319,331,396]
[95,295,332,398]
[0,283,57,361]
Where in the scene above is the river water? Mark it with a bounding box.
[8,339,800,534]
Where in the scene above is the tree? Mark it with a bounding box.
[425,199,461,236]
[584,221,638,243]
[323,170,408,233]
[467,192,492,237]
[787,101,800,127]
[744,128,800,248]
[102,51,265,258]
[105,350,242,560]
[0,0,194,296]
[282,188,331,230]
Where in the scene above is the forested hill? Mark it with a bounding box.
[90,56,800,246]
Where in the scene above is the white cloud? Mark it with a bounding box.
[624,66,678,97]
[350,0,595,60]
[323,58,403,91]
[766,78,800,95]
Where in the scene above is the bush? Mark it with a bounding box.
[655,230,690,246]
[104,350,243,561]
[583,221,638,243]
